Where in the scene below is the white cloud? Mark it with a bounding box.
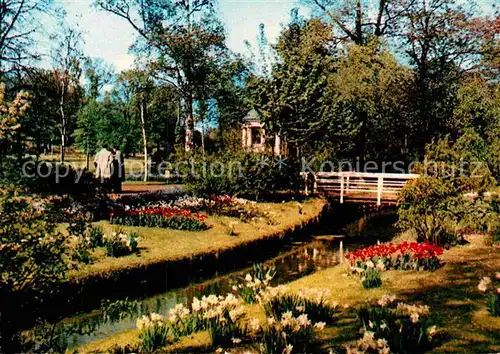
[60,0,301,70]
[113,54,135,72]
[61,0,136,72]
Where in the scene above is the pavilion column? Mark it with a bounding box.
[242,127,247,149]
[260,128,265,145]
[274,134,281,156]
[247,127,253,147]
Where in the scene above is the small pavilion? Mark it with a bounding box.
[241,109,282,155]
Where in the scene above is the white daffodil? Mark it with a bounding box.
[314,321,326,331]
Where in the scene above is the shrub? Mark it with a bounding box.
[136,313,170,353]
[415,133,496,193]
[478,274,500,317]
[399,133,499,247]
[397,177,460,246]
[0,187,97,351]
[362,268,382,289]
[185,151,303,200]
[104,231,139,257]
[357,295,437,353]
[110,207,209,231]
[20,162,115,200]
[0,188,73,294]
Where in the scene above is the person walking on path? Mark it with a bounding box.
[94,144,113,191]
[111,145,125,192]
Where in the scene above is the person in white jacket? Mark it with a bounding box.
[94,145,113,190]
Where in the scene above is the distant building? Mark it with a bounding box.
[241,109,284,156]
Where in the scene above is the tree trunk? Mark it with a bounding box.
[184,95,194,152]
[174,96,183,147]
[200,122,205,154]
[140,101,148,182]
[85,148,90,170]
[59,79,66,163]
[355,0,363,44]
[356,110,368,168]
[60,134,65,163]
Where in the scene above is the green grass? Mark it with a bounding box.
[79,234,500,353]
[286,235,500,353]
[69,198,326,280]
[40,152,147,175]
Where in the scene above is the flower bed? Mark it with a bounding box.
[346,242,444,271]
[144,194,261,221]
[351,295,437,353]
[110,207,209,231]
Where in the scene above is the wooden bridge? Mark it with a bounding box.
[302,172,419,205]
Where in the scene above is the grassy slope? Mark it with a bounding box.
[287,235,500,353]
[79,235,500,353]
[69,198,326,280]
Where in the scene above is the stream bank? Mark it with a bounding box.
[26,202,397,352]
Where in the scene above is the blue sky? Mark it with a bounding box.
[59,0,303,72]
[55,0,497,73]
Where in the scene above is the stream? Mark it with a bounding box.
[26,206,397,352]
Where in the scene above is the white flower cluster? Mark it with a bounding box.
[346,331,390,354]
[255,285,290,304]
[174,196,208,209]
[192,293,245,323]
[377,295,396,307]
[136,312,165,330]
[247,271,273,288]
[104,231,135,250]
[298,288,336,307]
[479,276,491,292]
[263,311,322,334]
[148,195,255,210]
[396,303,430,323]
[351,259,385,275]
[478,273,500,298]
[146,195,206,209]
[168,303,190,323]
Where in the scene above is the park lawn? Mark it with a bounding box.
[69,198,326,280]
[288,234,500,353]
[40,152,147,174]
[79,234,500,354]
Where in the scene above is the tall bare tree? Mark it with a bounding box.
[51,23,85,162]
[395,0,494,152]
[96,0,228,152]
[0,0,56,75]
[302,0,402,44]
[118,68,154,181]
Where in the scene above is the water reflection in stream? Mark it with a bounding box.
[38,237,359,350]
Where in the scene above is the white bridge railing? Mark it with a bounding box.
[301,172,419,205]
